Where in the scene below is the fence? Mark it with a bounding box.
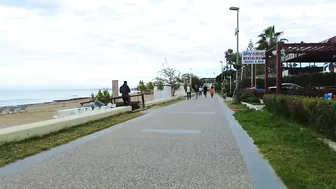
[80,92,154,108]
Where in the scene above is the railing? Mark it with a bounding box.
[80,93,149,108]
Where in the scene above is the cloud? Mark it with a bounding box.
[0,0,335,88]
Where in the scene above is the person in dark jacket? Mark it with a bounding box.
[120,81,131,106]
[194,85,199,100]
[203,85,208,98]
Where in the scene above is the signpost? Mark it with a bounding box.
[242,50,266,65]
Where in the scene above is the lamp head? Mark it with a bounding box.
[229,6,240,11]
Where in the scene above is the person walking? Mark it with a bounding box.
[194,85,199,100]
[203,85,208,98]
[199,86,203,97]
[186,85,191,100]
[210,86,215,98]
[120,81,131,106]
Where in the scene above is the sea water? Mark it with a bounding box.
[0,89,138,106]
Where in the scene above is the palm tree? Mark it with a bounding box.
[256,25,288,50]
[256,25,288,74]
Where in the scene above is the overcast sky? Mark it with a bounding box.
[0,0,335,89]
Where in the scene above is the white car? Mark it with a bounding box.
[268,83,302,92]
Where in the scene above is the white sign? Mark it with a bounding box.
[242,50,266,64]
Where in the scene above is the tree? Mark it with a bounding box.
[231,52,243,69]
[225,48,244,102]
[216,69,236,94]
[191,74,204,87]
[256,25,288,74]
[181,73,204,91]
[225,49,243,71]
[146,82,154,90]
[96,89,110,104]
[154,67,181,94]
[102,89,111,104]
[182,73,203,86]
[225,48,234,69]
[138,80,147,92]
[96,89,103,101]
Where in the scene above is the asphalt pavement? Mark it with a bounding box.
[0,95,285,189]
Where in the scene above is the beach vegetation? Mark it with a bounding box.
[96,89,103,101]
[102,89,111,104]
[146,81,154,90]
[138,80,147,92]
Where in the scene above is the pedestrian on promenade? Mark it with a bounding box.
[120,81,131,106]
[194,85,199,100]
[203,85,208,98]
[186,85,191,100]
[199,86,203,97]
[210,86,215,98]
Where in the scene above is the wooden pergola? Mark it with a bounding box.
[264,36,336,94]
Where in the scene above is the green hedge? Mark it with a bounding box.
[240,72,336,89]
[263,95,336,140]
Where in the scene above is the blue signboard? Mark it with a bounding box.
[242,50,266,65]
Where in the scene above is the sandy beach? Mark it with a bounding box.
[0,94,153,129]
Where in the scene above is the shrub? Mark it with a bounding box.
[240,90,260,104]
[95,89,111,104]
[263,95,336,140]
[96,90,104,101]
[102,89,111,104]
[131,101,141,110]
[115,101,141,110]
[246,97,260,104]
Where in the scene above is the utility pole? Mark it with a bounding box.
[229,6,240,103]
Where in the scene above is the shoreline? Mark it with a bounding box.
[0,97,91,108]
[0,91,143,108]
[0,94,153,129]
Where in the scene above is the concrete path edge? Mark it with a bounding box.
[218,97,287,189]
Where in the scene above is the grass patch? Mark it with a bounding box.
[224,100,248,110]
[0,112,143,168]
[248,102,263,105]
[150,98,184,108]
[234,110,336,189]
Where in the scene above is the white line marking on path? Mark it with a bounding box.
[172,112,215,115]
[142,129,202,134]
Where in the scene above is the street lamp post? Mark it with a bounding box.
[190,68,192,86]
[219,61,224,92]
[229,6,240,103]
[219,61,224,81]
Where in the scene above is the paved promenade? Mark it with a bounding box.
[0,95,285,189]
